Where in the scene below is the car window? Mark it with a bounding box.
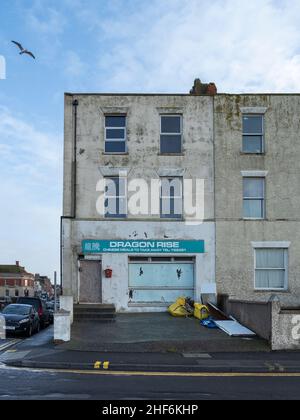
[3,305,31,315]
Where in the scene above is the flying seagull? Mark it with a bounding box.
[11,41,35,59]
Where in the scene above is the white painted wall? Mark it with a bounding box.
[62,219,215,312]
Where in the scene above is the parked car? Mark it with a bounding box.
[16,297,51,328]
[46,302,54,324]
[0,296,12,311]
[1,304,40,337]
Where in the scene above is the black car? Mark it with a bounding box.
[16,297,51,328]
[1,304,40,337]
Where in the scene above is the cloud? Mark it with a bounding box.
[0,106,62,278]
[26,1,66,35]
[64,51,87,78]
[69,0,300,93]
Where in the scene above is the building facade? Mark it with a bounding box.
[34,274,54,299]
[62,92,216,311]
[62,87,300,312]
[0,261,35,299]
[214,94,300,306]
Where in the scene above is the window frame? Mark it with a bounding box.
[104,176,127,219]
[243,176,266,220]
[254,247,289,291]
[104,115,127,155]
[160,176,183,220]
[242,114,264,154]
[160,114,183,155]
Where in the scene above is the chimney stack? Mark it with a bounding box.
[190,78,217,95]
[16,261,19,267]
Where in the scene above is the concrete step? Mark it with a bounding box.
[73,317,116,323]
[74,312,116,319]
[73,304,116,323]
[74,304,116,313]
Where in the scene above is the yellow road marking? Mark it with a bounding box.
[103,361,110,370]
[20,367,300,378]
[94,361,101,369]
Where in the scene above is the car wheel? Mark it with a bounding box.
[26,325,32,337]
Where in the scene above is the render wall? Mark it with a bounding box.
[63,94,214,221]
[63,94,215,310]
[62,219,215,312]
[214,95,300,305]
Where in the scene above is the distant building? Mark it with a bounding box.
[34,274,53,298]
[0,261,35,298]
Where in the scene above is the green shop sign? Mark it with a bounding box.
[82,240,205,254]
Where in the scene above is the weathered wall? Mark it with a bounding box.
[63,94,214,221]
[215,95,300,305]
[63,94,215,311]
[219,295,272,341]
[271,300,300,350]
[62,219,215,312]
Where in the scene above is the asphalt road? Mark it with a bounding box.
[1,328,300,400]
[0,362,300,400]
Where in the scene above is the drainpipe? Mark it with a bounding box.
[60,98,79,293]
[72,99,79,219]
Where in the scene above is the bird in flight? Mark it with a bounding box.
[11,41,35,59]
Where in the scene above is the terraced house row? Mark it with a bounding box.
[62,80,300,347]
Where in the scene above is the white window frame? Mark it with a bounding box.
[160,115,183,154]
[242,114,264,154]
[252,242,290,291]
[242,172,267,220]
[104,115,127,154]
[104,176,127,219]
[160,176,183,220]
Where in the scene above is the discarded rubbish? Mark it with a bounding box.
[194,303,210,320]
[200,317,218,329]
[214,320,256,337]
[168,297,191,317]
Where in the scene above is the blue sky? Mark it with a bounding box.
[0,0,300,281]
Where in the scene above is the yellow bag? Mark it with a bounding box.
[168,297,189,317]
[194,303,210,320]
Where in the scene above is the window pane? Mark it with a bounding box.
[105,178,118,197]
[256,249,285,269]
[255,269,285,289]
[161,178,182,198]
[243,178,264,198]
[160,135,182,153]
[105,141,126,153]
[243,136,263,153]
[106,128,125,139]
[161,116,181,133]
[105,116,126,127]
[243,199,263,218]
[243,116,263,134]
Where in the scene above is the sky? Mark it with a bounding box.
[0,0,300,282]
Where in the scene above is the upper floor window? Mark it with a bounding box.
[160,177,183,219]
[105,115,126,154]
[160,115,182,154]
[104,177,127,218]
[255,248,288,290]
[242,115,264,153]
[243,177,265,219]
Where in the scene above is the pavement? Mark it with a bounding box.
[61,313,270,353]
[1,316,300,400]
[1,318,300,374]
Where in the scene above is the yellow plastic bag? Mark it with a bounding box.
[168,297,189,317]
[194,303,210,320]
